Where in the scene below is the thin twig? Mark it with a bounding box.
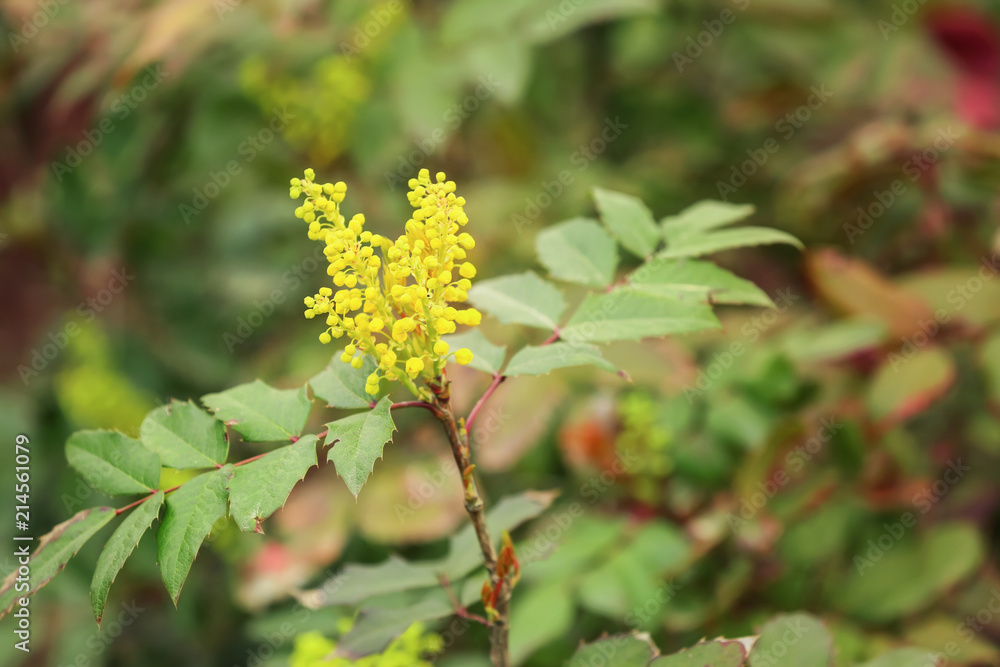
[466,328,560,430]
[438,574,489,626]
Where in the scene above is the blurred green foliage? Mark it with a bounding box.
[3,0,1000,665]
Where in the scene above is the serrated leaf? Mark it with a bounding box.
[468,271,566,330]
[229,435,319,532]
[659,227,803,259]
[91,492,164,625]
[0,507,116,619]
[140,401,228,469]
[157,466,233,604]
[326,397,396,497]
[661,200,756,243]
[651,639,748,666]
[202,380,310,441]
[66,430,160,496]
[537,218,618,288]
[748,613,832,667]
[593,187,661,258]
[629,258,773,307]
[567,633,659,666]
[309,355,378,409]
[442,329,507,375]
[561,290,720,343]
[504,342,616,377]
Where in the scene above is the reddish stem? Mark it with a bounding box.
[466,329,560,431]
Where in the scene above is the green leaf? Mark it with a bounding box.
[468,271,566,330]
[567,633,658,667]
[314,490,557,607]
[157,466,233,604]
[510,582,575,664]
[442,330,507,375]
[326,397,397,498]
[66,430,160,496]
[336,588,460,658]
[659,227,803,259]
[140,401,228,469]
[578,523,691,620]
[229,435,319,532]
[628,258,773,307]
[592,187,661,258]
[504,342,617,377]
[309,355,378,409]
[651,639,748,666]
[318,557,444,607]
[561,290,720,343]
[748,613,832,667]
[858,649,943,667]
[0,507,116,619]
[91,492,164,625]
[524,0,658,44]
[536,218,618,288]
[866,347,955,424]
[833,522,983,623]
[661,200,756,243]
[202,380,311,441]
[444,490,559,575]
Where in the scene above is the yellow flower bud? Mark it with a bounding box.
[406,357,424,376]
[434,341,449,356]
[455,348,474,365]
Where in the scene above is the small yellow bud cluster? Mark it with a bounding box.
[293,168,479,395]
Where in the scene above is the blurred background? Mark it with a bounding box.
[2,0,1000,665]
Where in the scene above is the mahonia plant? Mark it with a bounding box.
[1,170,810,667]
[292,167,480,398]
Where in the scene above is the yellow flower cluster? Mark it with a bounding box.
[292,168,480,396]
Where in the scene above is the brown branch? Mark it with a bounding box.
[431,382,510,667]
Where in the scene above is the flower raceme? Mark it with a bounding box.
[291,168,479,397]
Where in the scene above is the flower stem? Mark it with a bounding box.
[431,381,510,667]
